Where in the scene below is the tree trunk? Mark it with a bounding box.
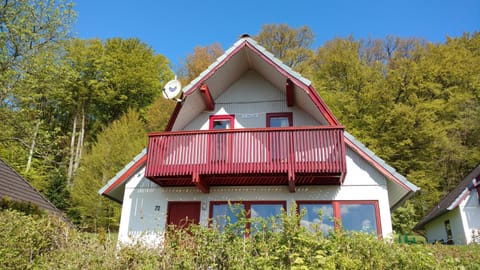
[73,108,85,174]
[67,113,77,184]
[25,120,41,173]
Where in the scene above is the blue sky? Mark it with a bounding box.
[74,0,479,69]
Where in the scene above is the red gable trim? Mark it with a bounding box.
[164,41,248,131]
[344,136,412,192]
[101,154,147,195]
[185,42,247,97]
[307,85,340,126]
[165,102,183,131]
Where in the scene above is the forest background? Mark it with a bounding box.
[1,0,479,234]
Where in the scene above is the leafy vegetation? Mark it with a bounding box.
[2,208,480,269]
[0,0,479,237]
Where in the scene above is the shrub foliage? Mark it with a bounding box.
[1,209,480,269]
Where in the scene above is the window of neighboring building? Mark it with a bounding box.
[297,201,381,236]
[210,201,286,233]
[266,112,292,127]
[444,220,454,244]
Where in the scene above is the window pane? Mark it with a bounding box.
[340,204,377,234]
[250,204,283,232]
[213,119,230,130]
[269,117,289,127]
[299,204,334,234]
[212,203,244,232]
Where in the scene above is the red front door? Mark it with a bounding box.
[167,201,201,229]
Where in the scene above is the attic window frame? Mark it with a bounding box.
[266,112,293,127]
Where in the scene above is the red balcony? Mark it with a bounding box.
[145,126,346,192]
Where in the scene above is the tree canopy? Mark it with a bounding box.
[1,14,478,233]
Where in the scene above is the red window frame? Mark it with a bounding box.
[296,200,382,237]
[266,112,293,161]
[266,112,293,127]
[209,200,286,234]
[208,115,235,162]
[209,114,235,129]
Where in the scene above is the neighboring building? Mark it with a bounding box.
[99,36,419,245]
[415,164,480,244]
[0,157,63,216]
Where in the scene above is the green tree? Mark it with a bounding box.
[255,24,315,73]
[0,0,75,190]
[0,0,75,96]
[310,33,480,226]
[63,38,173,182]
[177,43,224,85]
[71,109,147,230]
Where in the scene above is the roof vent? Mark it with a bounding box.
[240,34,250,39]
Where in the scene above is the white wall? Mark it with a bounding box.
[424,190,480,245]
[184,70,320,131]
[459,190,480,244]
[118,146,393,246]
[424,208,465,244]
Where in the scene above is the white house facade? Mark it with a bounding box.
[415,164,480,244]
[99,36,418,246]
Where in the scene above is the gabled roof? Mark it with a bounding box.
[99,36,419,207]
[415,164,480,230]
[0,157,62,216]
[166,36,339,131]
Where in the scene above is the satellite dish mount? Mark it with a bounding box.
[162,76,183,102]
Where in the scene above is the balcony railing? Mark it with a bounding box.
[145,126,346,189]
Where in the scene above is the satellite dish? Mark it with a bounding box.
[162,78,183,101]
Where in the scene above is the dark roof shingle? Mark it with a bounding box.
[0,158,62,215]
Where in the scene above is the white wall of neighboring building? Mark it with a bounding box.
[459,190,480,244]
[424,207,465,244]
[118,145,393,246]
[423,190,480,245]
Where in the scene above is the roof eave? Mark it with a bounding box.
[344,131,419,209]
[98,149,147,202]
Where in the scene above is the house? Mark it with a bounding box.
[414,164,480,244]
[99,36,419,245]
[0,157,63,216]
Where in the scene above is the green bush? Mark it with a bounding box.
[2,208,480,269]
[0,209,69,269]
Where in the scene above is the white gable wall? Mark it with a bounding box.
[184,70,321,131]
[117,145,392,246]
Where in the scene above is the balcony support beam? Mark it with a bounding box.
[200,84,215,111]
[193,172,209,193]
[286,78,294,107]
[288,169,296,193]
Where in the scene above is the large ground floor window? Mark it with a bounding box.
[209,200,381,236]
[297,200,381,236]
[209,201,286,233]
